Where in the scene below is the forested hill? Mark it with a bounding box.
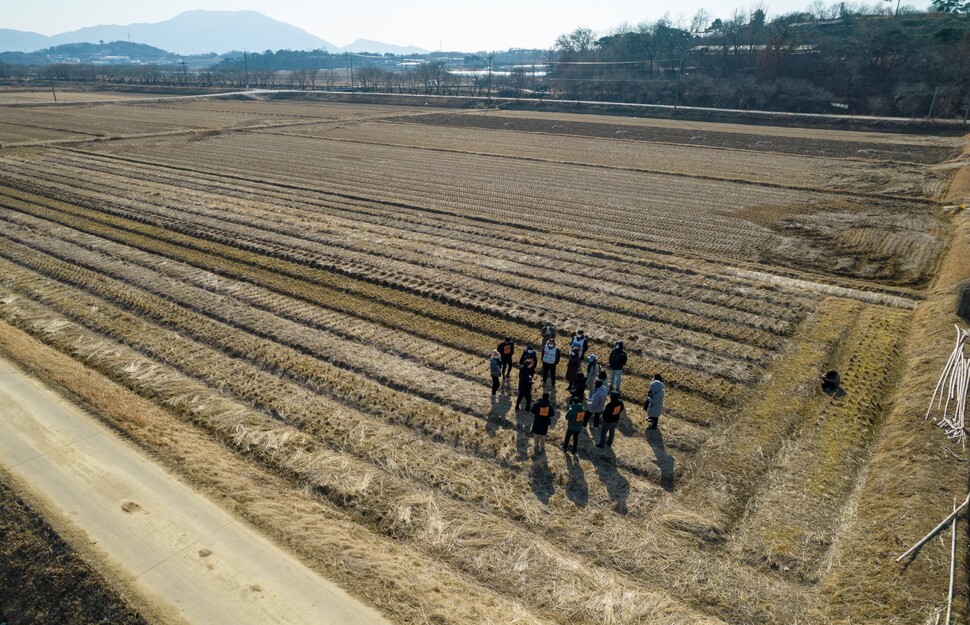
[551,10,970,117]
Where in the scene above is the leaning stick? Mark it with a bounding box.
[896,493,970,562]
[945,499,957,625]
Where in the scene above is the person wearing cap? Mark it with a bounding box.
[561,396,587,455]
[644,373,665,430]
[597,391,625,448]
[489,350,502,397]
[530,392,555,455]
[608,341,628,392]
[585,354,601,396]
[570,329,589,358]
[586,379,608,429]
[497,336,515,380]
[541,338,561,387]
[515,360,536,411]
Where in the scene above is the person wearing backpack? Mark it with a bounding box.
[561,396,587,455]
[608,341,628,392]
[497,336,515,380]
[530,392,555,456]
[644,373,665,430]
[586,379,608,429]
[541,338,561,387]
[489,350,503,397]
[597,391,624,448]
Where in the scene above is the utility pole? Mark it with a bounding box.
[243,50,249,89]
[45,65,57,102]
[486,53,493,108]
[180,60,187,86]
[347,53,355,93]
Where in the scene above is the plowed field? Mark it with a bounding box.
[0,95,966,625]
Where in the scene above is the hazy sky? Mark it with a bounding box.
[4,1,929,51]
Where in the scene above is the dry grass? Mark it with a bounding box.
[0,101,964,625]
[818,200,970,625]
[0,321,554,625]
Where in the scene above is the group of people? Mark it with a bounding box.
[489,323,665,458]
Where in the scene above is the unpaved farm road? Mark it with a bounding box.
[0,355,391,625]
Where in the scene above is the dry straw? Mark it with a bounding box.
[925,325,970,447]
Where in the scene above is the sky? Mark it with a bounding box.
[3,0,930,51]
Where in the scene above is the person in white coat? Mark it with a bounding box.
[644,373,665,430]
[585,354,601,396]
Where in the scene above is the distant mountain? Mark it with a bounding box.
[0,29,51,52]
[339,39,428,55]
[0,11,435,58]
[2,11,337,55]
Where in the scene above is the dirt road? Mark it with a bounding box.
[0,355,391,625]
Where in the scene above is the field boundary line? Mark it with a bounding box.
[723,268,920,310]
[253,125,943,206]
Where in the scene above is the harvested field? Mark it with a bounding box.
[408,109,963,162]
[0,95,966,625]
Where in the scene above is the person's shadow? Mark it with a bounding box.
[486,386,514,435]
[823,385,847,399]
[594,450,630,514]
[564,452,589,507]
[513,406,534,460]
[530,451,553,504]
[647,428,675,492]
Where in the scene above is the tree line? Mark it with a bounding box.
[549,2,970,117]
[4,2,970,116]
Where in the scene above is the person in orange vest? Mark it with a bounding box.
[530,392,555,456]
[597,391,624,449]
[561,396,587,456]
[497,336,515,380]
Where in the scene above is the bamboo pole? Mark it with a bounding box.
[945,498,957,625]
[896,493,970,563]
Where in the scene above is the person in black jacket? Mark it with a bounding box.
[530,392,555,456]
[608,341,628,392]
[497,336,515,380]
[515,360,535,411]
[519,344,537,368]
[597,391,624,448]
